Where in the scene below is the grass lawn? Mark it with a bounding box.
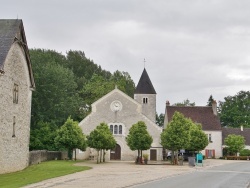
[0,160,91,188]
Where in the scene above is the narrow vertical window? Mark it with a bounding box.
[110,125,113,134]
[13,84,18,104]
[208,134,212,142]
[119,125,122,134]
[143,97,148,104]
[12,116,16,137]
[114,125,118,134]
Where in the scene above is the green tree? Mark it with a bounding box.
[218,91,250,128]
[187,123,208,153]
[224,134,245,156]
[126,121,153,163]
[29,121,58,151]
[87,123,116,163]
[30,50,83,128]
[55,117,87,159]
[161,112,192,164]
[156,113,165,127]
[173,99,195,106]
[207,95,214,106]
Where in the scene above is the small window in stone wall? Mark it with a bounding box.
[13,84,19,104]
[12,116,16,137]
[109,124,124,135]
[143,97,148,104]
[110,125,113,133]
[114,125,118,134]
[119,125,122,134]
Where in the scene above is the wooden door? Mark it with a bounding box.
[110,144,121,160]
[150,149,157,161]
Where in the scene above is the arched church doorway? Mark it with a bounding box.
[110,144,121,160]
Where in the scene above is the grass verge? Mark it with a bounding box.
[0,160,91,188]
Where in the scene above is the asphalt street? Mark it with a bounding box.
[135,162,250,188]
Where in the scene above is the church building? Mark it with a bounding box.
[77,68,163,161]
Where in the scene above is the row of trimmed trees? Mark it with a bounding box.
[56,113,209,164]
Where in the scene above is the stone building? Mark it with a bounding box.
[0,19,35,174]
[77,68,163,161]
[163,101,223,158]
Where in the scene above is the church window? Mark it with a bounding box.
[12,116,16,137]
[13,84,19,104]
[143,97,148,104]
[109,123,124,135]
[114,125,118,134]
[110,125,113,133]
[119,125,122,134]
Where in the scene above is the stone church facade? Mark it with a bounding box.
[77,68,163,161]
[0,20,35,174]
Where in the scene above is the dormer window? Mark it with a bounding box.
[13,84,18,104]
[143,97,148,104]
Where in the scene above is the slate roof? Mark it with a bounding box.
[166,106,222,131]
[222,127,250,145]
[134,68,156,94]
[0,19,35,88]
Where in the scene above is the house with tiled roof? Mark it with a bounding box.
[222,127,250,150]
[0,19,35,174]
[163,101,222,158]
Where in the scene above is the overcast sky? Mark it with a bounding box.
[1,0,250,113]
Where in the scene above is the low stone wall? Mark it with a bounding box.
[29,150,68,165]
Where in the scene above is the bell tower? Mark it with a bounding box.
[134,68,156,122]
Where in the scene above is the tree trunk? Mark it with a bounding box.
[68,149,73,160]
[171,149,174,165]
[103,150,106,162]
[97,150,99,164]
[141,150,143,164]
[100,149,102,163]
[74,148,76,161]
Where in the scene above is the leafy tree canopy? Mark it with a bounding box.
[207,95,214,106]
[156,113,165,127]
[187,123,208,152]
[29,121,58,151]
[87,122,116,151]
[172,99,195,107]
[161,112,192,151]
[126,121,153,154]
[54,117,87,159]
[218,91,250,128]
[224,134,245,155]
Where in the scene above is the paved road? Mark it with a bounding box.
[135,162,250,188]
[23,160,246,188]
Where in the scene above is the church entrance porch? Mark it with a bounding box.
[110,144,121,160]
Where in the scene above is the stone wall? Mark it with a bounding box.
[29,150,68,165]
[0,43,32,174]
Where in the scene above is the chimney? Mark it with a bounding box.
[212,100,217,116]
[166,100,170,106]
[241,126,243,131]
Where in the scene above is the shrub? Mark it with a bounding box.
[240,149,250,156]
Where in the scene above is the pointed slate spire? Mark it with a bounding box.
[135,68,156,94]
